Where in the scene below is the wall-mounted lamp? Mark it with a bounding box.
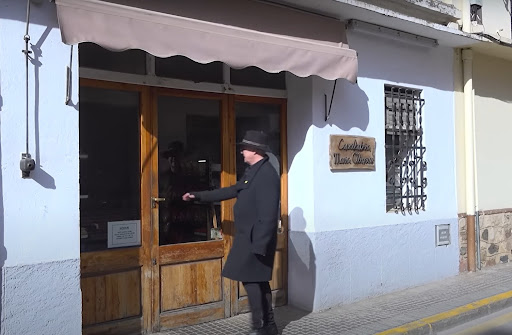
[347,20,439,48]
[21,0,36,179]
[20,153,35,178]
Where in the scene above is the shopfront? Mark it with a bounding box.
[2,0,468,333]
[79,74,288,334]
[54,0,357,333]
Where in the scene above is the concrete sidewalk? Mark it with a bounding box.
[158,263,512,335]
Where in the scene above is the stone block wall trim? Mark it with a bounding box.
[459,217,468,272]
[481,208,512,215]
[458,209,512,218]
[458,209,512,272]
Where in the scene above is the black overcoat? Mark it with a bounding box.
[192,157,280,282]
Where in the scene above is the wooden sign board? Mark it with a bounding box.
[329,135,376,171]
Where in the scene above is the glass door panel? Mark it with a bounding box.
[79,82,148,335]
[80,86,141,252]
[154,94,227,331]
[235,102,281,179]
[157,96,222,246]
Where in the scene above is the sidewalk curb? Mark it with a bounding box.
[375,290,512,335]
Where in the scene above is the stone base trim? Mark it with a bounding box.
[459,209,512,272]
[481,208,512,216]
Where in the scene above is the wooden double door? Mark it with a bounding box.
[79,79,288,335]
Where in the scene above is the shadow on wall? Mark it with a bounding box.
[352,33,454,92]
[287,76,370,169]
[288,207,316,312]
[29,21,56,189]
[0,0,58,27]
[320,79,370,131]
[287,30,454,167]
[3,0,60,189]
[0,0,58,189]
[473,54,512,102]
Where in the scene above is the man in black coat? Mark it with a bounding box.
[183,130,280,335]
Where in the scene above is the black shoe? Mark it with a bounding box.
[264,322,278,335]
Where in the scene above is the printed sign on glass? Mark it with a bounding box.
[107,220,141,248]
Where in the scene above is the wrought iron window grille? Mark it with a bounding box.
[385,85,427,214]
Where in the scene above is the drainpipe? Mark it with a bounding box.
[462,49,476,272]
[462,0,471,34]
[476,210,481,269]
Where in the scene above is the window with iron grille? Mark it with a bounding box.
[385,85,427,213]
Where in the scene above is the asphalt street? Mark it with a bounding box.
[439,306,512,335]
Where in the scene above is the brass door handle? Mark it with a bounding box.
[151,197,166,208]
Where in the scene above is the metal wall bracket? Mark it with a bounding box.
[324,79,337,122]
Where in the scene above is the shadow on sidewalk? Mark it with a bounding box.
[274,305,310,334]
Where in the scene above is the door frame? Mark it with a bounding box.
[227,95,288,316]
[149,88,233,332]
[79,78,153,335]
[79,79,288,334]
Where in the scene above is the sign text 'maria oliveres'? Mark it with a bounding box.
[329,135,376,171]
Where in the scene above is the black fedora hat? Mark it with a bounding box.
[161,141,185,158]
[238,130,271,153]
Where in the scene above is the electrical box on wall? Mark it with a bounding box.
[436,224,451,246]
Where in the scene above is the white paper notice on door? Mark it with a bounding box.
[107,220,141,248]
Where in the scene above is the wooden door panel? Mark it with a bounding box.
[81,274,100,325]
[277,232,286,249]
[159,302,225,329]
[82,268,142,325]
[81,248,142,273]
[83,317,143,335]
[151,92,288,329]
[152,91,229,331]
[230,97,288,316]
[159,240,224,264]
[160,259,223,311]
[79,80,152,334]
[270,250,284,291]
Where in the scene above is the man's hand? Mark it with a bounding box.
[182,193,196,201]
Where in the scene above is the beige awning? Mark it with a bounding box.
[55,0,358,83]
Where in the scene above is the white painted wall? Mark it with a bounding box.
[0,1,81,334]
[288,30,459,311]
[481,0,511,40]
[473,52,512,211]
[453,49,467,214]
[0,0,79,267]
[456,1,512,37]
[310,32,457,232]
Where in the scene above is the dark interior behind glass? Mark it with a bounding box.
[79,87,141,252]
